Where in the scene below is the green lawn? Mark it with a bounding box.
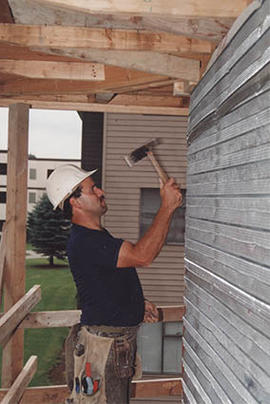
[1,258,77,387]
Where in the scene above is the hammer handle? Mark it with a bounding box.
[147,151,168,185]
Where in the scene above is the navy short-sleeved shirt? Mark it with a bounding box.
[67,224,145,326]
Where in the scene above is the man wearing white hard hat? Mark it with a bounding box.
[46,164,182,404]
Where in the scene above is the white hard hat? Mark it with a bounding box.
[46,164,97,210]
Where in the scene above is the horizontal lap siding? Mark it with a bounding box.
[184,1,270,403]
[103,113,187,305]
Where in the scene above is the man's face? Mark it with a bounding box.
[75,176,108,216]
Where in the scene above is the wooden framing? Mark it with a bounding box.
[30,47,201,81]
[32,0,249,19]
[1,356,38,404]
[2,103,29,388]
[0,285,41,346]
[0,223,7,304]
[18,305,185,329]
[0,60,105,81]
[0,98,189,116]
[0,377,182,402]
[0,24,212,54]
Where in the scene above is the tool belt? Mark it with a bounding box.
[66,324,141,403]
[85,325,139,379]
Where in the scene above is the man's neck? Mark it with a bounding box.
[72,215,102,231]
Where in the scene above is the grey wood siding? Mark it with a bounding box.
[103,113,188,305]
[184,1,270,403]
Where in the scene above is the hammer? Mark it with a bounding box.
[124,139,168,185]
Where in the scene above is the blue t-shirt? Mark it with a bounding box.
[67,224,145,326]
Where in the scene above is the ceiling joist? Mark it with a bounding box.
[32,47,200,82]
[0,24,212,54]
[0,66,172,96]
[32,0,249,19]
[0,59,105,81]
[0,96,189,116]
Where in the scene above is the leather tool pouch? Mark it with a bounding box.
[69,327,113,403]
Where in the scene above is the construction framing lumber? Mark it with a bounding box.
[0,223,7,304]
[108,94,187,107]
[33,47,200,81]
[0,98,189,116]
[0,66,172,95]
[19,305,185,328]
[33,0,249,18]
[0,285,41,346]
[0,24,212,54]
[0,378,182,402]
[0,60,105,81]
[0,356,37,404]
[1,103,29,388]
[131,377,182,397]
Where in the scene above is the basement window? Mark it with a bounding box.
[140,188,186,245]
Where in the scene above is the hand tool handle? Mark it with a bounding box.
[147,151,168,185]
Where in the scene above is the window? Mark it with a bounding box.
[0,220,4,231]
[29,192,36,204]
[29,168,37,180]
[0,163,7,175]
[0,192,6,203]
[47,169,54,178]
[140,188,186,245]
[137,322,183,374]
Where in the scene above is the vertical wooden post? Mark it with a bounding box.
[1,104,29,387]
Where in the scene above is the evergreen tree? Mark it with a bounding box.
[27,193,70,265]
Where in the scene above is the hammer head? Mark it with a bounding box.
[124,138,160,167]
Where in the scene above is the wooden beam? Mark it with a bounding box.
[0,285,41,346]
[0,378,183,402]
[1,356,37,404]
[109,94,187,107]
[32,47,200,82]
[6,1,237,42]
[0,98,189,116]
[0,59,105,80]
[1,103,29,388]
[131,377,182,398]
[0,24,212,54]
[19,306,185,328]
[0,66,171,95]
[173,81,190,96]
[32,0,249,18]
[0,222,7,305]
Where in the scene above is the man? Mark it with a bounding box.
[46,164,182,404]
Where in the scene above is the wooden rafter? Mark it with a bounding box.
[32,47,200,81]
[31,0,249,19]
[0,24,212,54]
[0,66,172,95]
[0,59,105,81]
[0,97,189,116]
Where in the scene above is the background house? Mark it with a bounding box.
[0,150,80,232]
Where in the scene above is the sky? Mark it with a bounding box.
[0,107,82,159]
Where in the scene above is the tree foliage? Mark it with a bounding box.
[27,193,70,265]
